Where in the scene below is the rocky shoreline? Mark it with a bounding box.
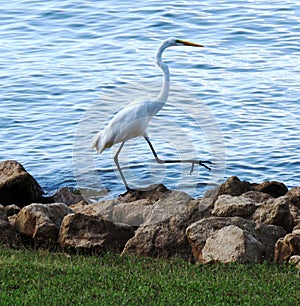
[1,160,300,268]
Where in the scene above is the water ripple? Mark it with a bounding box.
[1,0,299,198]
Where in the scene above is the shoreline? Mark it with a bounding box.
[0,160,299,266]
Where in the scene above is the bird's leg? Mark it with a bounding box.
[114,141,134,193]
[144,136,212,173]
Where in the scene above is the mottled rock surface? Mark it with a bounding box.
[0,160,43,207]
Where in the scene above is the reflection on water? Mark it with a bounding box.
[1,0,299,199]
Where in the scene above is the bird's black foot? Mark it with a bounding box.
[190,160,213,174]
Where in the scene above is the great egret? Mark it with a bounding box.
[92,37,212,192]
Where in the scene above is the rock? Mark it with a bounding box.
[7,214,17,227]
[286,187,300,224]
[71,199,119,218]
[72,198,152,227]
[58,213,134,254]
[112,200,153,226]
[252,196,294,232]
[243,190,273,203]
[201,176,252,207]
[252,181,288,198]
[286,186,300,207]
[144,190,192,225]
[52,187,87,206]
[289,255,300,270]
[69,200,90,212]
[73,187,193,227]
[289,205,300,226]
[212,194,256,218]
[202,225,264,264]
[5,204,21,216]
[294,222,300,231]
[14,203,73,246]
[274,231,300,263]
[217,176,252,196]
[0,160,44,207]
[186,216,286,263]
[118,184,169,203]
[122,194,210,260]
[0,204,22,247]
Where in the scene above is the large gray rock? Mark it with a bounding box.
[252,196,294,232]
[212,194,256,218]
[202,225,264,264]
[0,160,43,207]
[72,185,193,227]
[242,190,273,203]
[122,195,210,260]
[58,213,134,254]
[14,203,73,246]
[186,217,286,263]
[72,198,153,227]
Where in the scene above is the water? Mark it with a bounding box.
[1,0,299,200]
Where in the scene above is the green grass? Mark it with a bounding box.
[0,246,299,305]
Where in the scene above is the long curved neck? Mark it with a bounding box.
[155,46,170,103]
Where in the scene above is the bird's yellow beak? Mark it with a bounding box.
[177,39,204,47]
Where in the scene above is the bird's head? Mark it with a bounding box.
[161,37,204,49]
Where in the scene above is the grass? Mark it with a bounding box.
[0,246,299,305]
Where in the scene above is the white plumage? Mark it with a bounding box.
[92,38,211,192]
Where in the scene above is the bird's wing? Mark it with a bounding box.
[93,100,164,153]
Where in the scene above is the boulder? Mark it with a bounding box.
[112,200,153,226]
[122,195,210,260]
[212,194,256,218]
[216,176,252,196]
[186,216,286,263]
[0,204,22,247]
[118,184,169,203]
[71,198,120,218]
[274,231,300,263]
[14,203,73,246]
[286,187,300,224]
[0,160,43,207]
[252,196,294,232]
[58,213,134,254]
[72,186,192,227]
[242,190,273,203]
[286,186,300,207]
[202,225,264,264]
[252,180,288,198]
[72,198,153,227]
[52,187,87,206]
[201,176,252,207]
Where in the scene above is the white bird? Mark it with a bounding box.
[92,37,212,192]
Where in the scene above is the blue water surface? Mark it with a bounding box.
[1,1,299,200]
